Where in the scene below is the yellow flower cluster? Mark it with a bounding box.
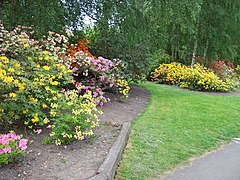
[235,65,240,78]
[49,89,100,145]
[151,62,236,92]
[32,113,39,123]
[117,79,130,98]
[0,51,73,129]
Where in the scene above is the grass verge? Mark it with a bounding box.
[117,82,240,180]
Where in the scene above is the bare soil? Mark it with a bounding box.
[0,85,149,180]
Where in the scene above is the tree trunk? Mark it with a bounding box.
[191,18,200,67]
[191,38,198,67]
[174,48,177,61]
[171,49,174,61]
[203,39,209,60]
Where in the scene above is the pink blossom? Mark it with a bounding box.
[36,129,42,134]
[100,76,105,82]
[94,100,100,105]
[7,132,20,140]
[75,82,82,86]
[3,147,12,153]
[72,67,78,71]
[17,139,28,150]
[0,135,9,146]
[110,84,114,88]
[84,86,90,91]
[93,92,98,98]
[0,149,4,154]
[99,102,104,107]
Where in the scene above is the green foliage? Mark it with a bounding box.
[83,0,240,78]
[146,49,171,79]
[2,0,240,78]
[1,0,67,38]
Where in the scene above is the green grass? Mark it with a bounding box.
[117,82,240,180]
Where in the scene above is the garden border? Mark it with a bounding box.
[88,122,131,180]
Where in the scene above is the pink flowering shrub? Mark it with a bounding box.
[0,132,27,164]
[68,51,130,106]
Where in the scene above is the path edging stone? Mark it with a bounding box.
[88,122,131,180]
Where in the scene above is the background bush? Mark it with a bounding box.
[150,62,237,92]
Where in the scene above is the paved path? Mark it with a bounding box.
[163,142,240,180]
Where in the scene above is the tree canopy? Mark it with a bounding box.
[1,0,240,77]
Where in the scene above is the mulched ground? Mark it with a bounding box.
[0,85,149,180]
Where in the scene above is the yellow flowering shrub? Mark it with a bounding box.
[150,62,236,92]
[49,90,101,145]
[0,25,100,145]
[0,52,72,128]
[236,65,240,75]
[112,59,130,98]
[235,65,240,81]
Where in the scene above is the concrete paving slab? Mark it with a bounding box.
[163,142,240,180]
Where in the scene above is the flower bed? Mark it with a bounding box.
[150,62,239,91]
[0,23,130,164]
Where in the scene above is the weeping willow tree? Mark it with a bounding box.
[1,0,240,77]
[141,0,240,64]
[71,0,152,80]
[76,0,240,78]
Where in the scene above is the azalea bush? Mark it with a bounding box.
[197,56,240,84]
[48,89,101,145]
[0,25,100,145]
[66,40,130,105]
[236,65,240,75]
[150,62,236,92]
[0,24,73,129]
[0,132,27,164]
[0,24,130,146]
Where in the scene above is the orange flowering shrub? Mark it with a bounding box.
[68,40,93,58]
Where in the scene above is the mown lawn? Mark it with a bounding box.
[117,82,240,180]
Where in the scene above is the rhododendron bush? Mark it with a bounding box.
[0,23,130,150]
[66,38,130,104]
